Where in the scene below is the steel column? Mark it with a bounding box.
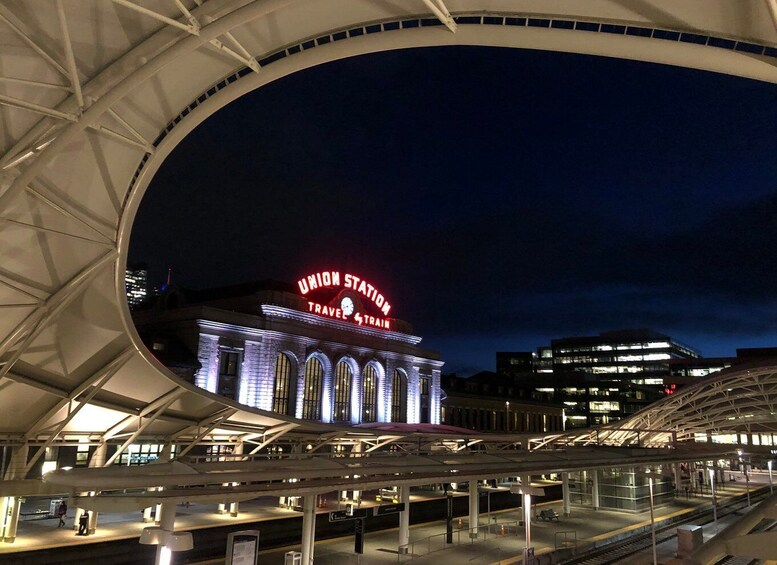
[562,472,571,516]
[469,480,479,537]
[398,485,410,552]
[301,495,316,565]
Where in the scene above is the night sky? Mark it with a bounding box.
[129,46,777,375]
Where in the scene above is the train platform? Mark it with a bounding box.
[0,471,769,564]
[250,474,768,565]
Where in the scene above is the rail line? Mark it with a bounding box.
[561,488,773,565]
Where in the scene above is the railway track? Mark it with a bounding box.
[561,488,772,565]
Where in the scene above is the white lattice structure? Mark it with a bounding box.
[1,1,777,547]
[531,362,777,449]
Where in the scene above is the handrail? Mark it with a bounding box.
[397,520,521,561]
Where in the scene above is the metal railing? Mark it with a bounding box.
[397,520,521,561]
[554,530,577,551]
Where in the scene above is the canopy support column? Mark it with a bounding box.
[469,480,479,538]
[398,485,410,552]
[562,472,571,516]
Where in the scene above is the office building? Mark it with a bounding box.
[125,262,149,309]
[550,329,700,383]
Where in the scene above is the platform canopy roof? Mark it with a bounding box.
[532,362,777,449]
[1,0,777,480]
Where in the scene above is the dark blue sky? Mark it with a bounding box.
[130,46,777,375]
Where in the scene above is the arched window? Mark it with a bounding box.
[362,365,378,423]
[392,369,407,423]
[302,357,323,420]
[333,361,352,422]
[272,353,292,415]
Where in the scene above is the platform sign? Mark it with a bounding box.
[354,518,365,554]
[373,503,405,516]
[226,530,260,565]
[329,508,368,522]
[446,494,453,544]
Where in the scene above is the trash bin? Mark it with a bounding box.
[49,499,63,516]
[284,551,302,565]
[676,525,703,558]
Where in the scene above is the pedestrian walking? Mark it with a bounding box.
[57,501,67,527]
[78,511,89,535]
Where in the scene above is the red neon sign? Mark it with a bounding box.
[305,302,390,330]
[297,270,392,316]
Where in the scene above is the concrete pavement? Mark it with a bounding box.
[1,471,769,564]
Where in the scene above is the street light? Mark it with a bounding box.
[708,468,718,533]
[639,471,658,565]
[479,482,493,527]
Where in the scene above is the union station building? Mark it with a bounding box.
[133,271,444,426]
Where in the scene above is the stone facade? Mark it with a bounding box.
[136,284,444,426]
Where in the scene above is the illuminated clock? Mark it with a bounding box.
[340,296,354,316]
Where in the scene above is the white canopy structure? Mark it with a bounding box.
[532,362,777,449]
[1,0,776,489]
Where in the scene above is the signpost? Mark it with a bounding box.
[354,518,365,554]
[446,494,453,544]
[329,508,369,522]
[373,503,405,517]
[328,503,404,556]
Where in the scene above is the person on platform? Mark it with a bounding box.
[78,511,89,535]
[57,501,67,527]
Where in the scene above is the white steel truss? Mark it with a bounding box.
[532,364,777,450]
[0,0,773,495]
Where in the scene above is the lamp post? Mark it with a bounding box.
[768,460,773,495]
[487,487,491,526]
[648,476,657,565]
[480,484,493,528]
[639,470,658,565]
[708,468,718,533]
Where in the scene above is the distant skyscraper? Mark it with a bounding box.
[125,263,148,309]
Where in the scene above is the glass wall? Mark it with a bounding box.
[568,467,674,512]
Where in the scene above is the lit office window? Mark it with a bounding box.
[362,365,378,423]
[333,361,352,422]
[302,357,323,420]
[392,370,406,423]
[589,400,621,413]
[272,353,292,415]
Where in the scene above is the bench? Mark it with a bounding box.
[537,509,559,521]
